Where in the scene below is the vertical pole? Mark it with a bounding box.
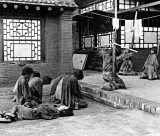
[79,22,82,49]
[112,0,117,80]
[131,2,139,49]
[94,18,97,48]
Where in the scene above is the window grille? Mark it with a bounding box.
[121,18,160,48]
[80,0,113,14]
[3,19,41,61]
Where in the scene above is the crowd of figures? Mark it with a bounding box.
[0,67,87,123]
[99,46,160,91]
[0,46,159,122]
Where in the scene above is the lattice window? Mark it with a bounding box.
[80,0,113,14]
[121,21,160,48]
[97,32,113,47]
[3,19,41,61]
[119,0,136,10]
[81,35,94,48]
[96,0,113,11]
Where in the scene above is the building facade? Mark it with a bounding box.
[73,0,160,72]
[0,0,77,86]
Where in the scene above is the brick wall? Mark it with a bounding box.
[58,11,74,74]
[0,9,75,86]
[74,48,159,72]
[72,21,80,52]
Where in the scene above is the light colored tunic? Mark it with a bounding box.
[55,77,64,100]
[13,75,30,104]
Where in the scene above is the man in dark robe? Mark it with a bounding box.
[29,71,52,104]
[49,74,66,96]
[13,66,34,104]
[118,49,137,75]
[49,70,87,110]
[99,48,126,91]
[140,47,159,80]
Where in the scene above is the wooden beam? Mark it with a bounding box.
[118,1,160,14]
[76,0,104,9]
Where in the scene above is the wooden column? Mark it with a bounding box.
[112,0,117,80]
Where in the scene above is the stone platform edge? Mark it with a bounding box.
[80,82,160,115]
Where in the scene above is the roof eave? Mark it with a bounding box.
[0,1,78,9]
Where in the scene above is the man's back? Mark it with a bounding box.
[29,77,43,101]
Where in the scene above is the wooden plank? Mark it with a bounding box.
[76,0,105,8]
[118,1,160,14]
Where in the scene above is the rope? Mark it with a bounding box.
[90,11,160,21]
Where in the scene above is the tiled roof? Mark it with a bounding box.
[0,0,77,8]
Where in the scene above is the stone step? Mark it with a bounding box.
[80,82,160,115]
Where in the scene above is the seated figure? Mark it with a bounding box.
[49,70,88,110]
[12,66,34,104]
[28,71,52,104]
[140,47,159,80]
[99,48,126,91]
[118,49,137,76]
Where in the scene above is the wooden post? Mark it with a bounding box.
[131,2,139,49]
[112,0,117,80]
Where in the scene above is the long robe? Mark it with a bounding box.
[140,53,159,79]
[100,49,126,91]
[10,103,60,120]
[61,75,83,109]
[28,77,43,103]
[10,105,40,120]
[118,52,137,75]
[49,74,65,95]
[13,75,30,104]
[54,77,64,100]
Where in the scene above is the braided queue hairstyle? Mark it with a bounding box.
[151,47,157,54]
[73,69,84,80]
[33,71,41,77]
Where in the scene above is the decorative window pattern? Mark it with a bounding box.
[81,4,96,14]
[119,0,136,10]
[119,0,147,10]
[121,26,160,48]
[97,32,113,47]
[3,19,41,61]
[81,32,113,49]
[96,0,113,11]
[81,35,94,48]
[80,0,113,14]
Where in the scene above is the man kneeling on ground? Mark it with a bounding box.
[29,71,52,104]
[49,69,88,110]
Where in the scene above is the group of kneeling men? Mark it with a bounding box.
[0,67,87,123]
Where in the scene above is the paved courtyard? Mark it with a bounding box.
[82,70,160,104]
[0,95,160,136]
[0,71,160,135]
